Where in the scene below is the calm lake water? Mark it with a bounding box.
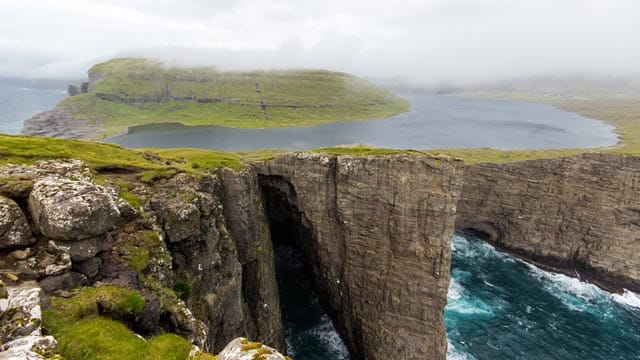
[108,94,618,151]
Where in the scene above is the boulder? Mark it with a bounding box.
[28,178,121,241]
[0,196,34,249]
[216,337,287,360]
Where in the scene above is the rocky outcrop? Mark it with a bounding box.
[255,153,463,360]
[22,105,100,139]
[149,170,284,352]
[456,153,640,293]
[0,281,60,359]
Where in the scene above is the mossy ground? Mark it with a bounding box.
[42,284,214,360]
[64,58,409,138]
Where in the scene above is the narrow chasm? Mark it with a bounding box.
[258,176,350,360]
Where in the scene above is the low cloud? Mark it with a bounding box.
[0,0,637,86]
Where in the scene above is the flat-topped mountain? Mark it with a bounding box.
[22,58,409,139]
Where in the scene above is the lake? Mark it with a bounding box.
[107,94,618,151]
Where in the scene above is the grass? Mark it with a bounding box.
[42,284,213,360]
[62,57,409,138]
[0,134,246,176]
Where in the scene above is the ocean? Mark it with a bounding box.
[275,233,640,360]
[0,79,67,134]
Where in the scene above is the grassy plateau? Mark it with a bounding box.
[61,58,409,138]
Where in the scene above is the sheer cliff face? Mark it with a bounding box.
[456,153,640,292]
[151,170,284,352]
[255,153,464,360]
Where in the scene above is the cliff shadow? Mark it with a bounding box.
[258,175,351,359]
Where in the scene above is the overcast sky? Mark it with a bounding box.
[1,0,638,85]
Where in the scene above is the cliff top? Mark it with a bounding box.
[35,57,409,139]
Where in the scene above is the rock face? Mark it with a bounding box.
[255,153,463,360]
[456,153,640,292]
[150,171,283,352]
[22,105,99,139]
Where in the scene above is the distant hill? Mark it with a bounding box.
[23,58,409,139]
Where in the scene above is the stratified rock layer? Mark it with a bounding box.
[456,153,640,292]
[256,153,463,360]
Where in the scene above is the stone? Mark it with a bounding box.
[0,196,35,249]
[0,282,42,343]
[216,337,287,360]
[73,256,103,278]
[0,335,59,359]
[53,235,103,262]
[30,241,72,277]
[10,248,31,260]
[38,272,87,294]
[28,177,121,241]
[0,282,59,358]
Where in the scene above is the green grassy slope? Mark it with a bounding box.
[62,58,409,138]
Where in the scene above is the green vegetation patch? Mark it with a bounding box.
[42,284,205,360]
[0,134,246,177]
[63,57,409,138]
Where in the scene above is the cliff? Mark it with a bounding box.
[255,153,463,360]
[456,152,640,293]
[0,159,283,358]
[4,141,640,359]
[22,58,409,140]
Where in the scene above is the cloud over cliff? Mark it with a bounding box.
[0,0,638,85]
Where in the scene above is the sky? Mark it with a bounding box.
[0,0,638,86]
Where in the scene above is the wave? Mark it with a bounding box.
[447,340,476,360]
[308,314,350,359]
[17,87,67,94]
[612,289,640,309]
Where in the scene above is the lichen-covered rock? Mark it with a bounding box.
[216,338,287,360]
[164,299,208,349]
[0,196,34,249]
[28,178,121,240]
[0,282,60,359]
[53,235,106,262]
[0,159,92,184]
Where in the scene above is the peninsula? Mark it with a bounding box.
[22,58,409,139]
